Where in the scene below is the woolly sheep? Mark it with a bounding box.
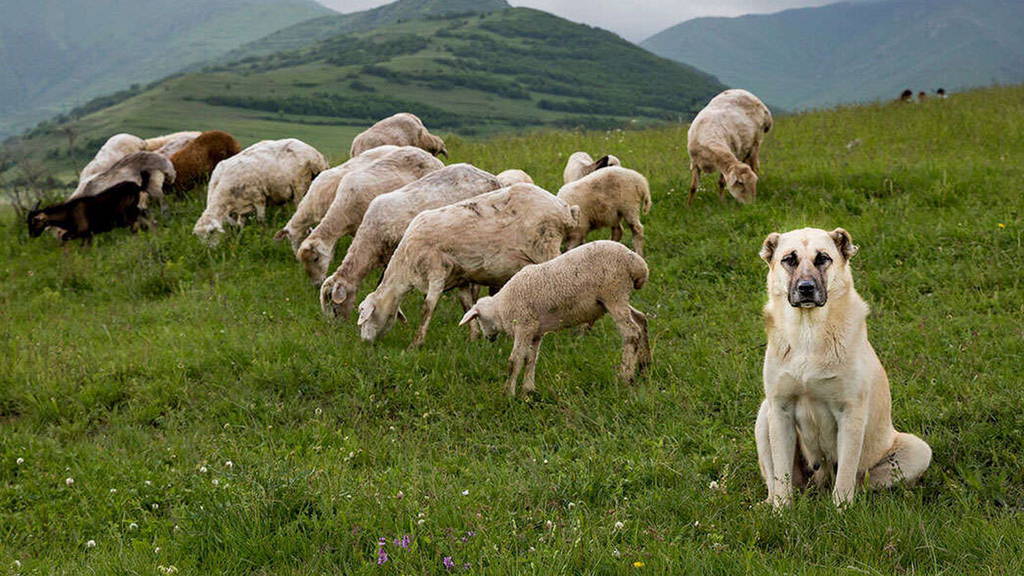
[320,163,502,320]
[459,240,650,395]
[563,151,621,184]
[557,166,651,257]
[356,183,581,348]
[72,152,176,212]
[169,130,241,194]
[687,89,772,204]
[72,133,147,197]
[297,147,443,285]
[275,145,400,254]
[193,139,328,245]
[350,113,447,158]
[145,131,202,157]
[496,169,534,187]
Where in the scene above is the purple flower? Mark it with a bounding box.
[377,548,389,565]
[394,535,412,549]
[443,556,455,570]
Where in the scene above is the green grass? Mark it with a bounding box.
[1,86,1023,574]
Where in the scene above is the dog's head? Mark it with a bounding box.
[760,227,858,308]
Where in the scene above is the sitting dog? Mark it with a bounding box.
[755,227,931,507]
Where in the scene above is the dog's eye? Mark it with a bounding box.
[814,252,832,266]
[781,253,798,266]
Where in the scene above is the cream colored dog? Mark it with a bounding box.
[756,227,931,507]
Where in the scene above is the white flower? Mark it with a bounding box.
[613,549,621,558]
[65,477,74,486]
[85,540,96,548]
[461,490,469,496]
[224,461,233,469]
[110,488,118,494]
[212,479,220,486]
[396,490,404,499]
[314,407,322,416]
[417,518,425,526]
[16,457,24,465]
[694,521,700,527]
[145,480,152,486]
[14,560,22,568]
[614,521,625,530]
[545,520,554,530]
[151,503,159,510]
[567,502,576,510]
[199,466,208,473]
[129,522,138,530]
[709,481,720,491]
[154,547,161,554]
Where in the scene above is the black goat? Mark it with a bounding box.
[27,180,150,245]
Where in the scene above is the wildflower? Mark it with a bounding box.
[377,538,389,565]
[567,502,576,510]
[315,407,323,416]
[443,556,455,570]
[633,561,645,568]
[461,489,469,496]
[85,540,96,549]
[16,457,24,465]
[151,503,159,510]
[613,549,621,558]
[14,560,21,568]
[614,521,625,530]
[110,488,118,493]
[145,480,152,486]
[65,477,74,486]
[395,535,412,549]
[155,547,160,554]
[545,520,554,531]
[199,466,207,473]
[129,522,139,530]
[417,519,426,526]
[396,490,405,500]
[709,481,720,491]
[225,461,233,469]
[998,223,1006,228]
[212,479,220,486]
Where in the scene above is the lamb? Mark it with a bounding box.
[145,131,202,157]
[28,180,150,245]
[168,130,241,194]
[72,152,176,212]
[459,240,650,395]
[72,133,147,197]
[320,163,502,319]
[297,147,444,284]
[496,169,534,187]
[563,151,621,184]
[557,167,651,257]
[687,89,772,205]
[356,183,580,348]
[193,139,328,245]
[275,145,400,253]
[350,113,447,158]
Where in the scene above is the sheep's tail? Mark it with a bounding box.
[629,252,649,290]
[763,108,774,134]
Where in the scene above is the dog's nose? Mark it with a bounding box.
[797,280,816,295]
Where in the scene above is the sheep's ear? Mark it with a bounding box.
[357,303,374,326]
[331,284,347,305]
[760,233,780,263]
[593,155,612,170]
[396,308,408,324]
[459,306,480,327]
[273,228,288,242]
[830,228,859,260]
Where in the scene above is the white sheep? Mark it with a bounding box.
[193,139,328,245]
[687,89,772,204]
[145,131,201,157]
[459,240,650,395]
[73,133,147,197]
[72,152,176,211]
[350,113,447,158]
[563,151,621,184]
[275,145,400,253]
[320,163,502,320]
[557,166,651,256]
[496,169,534,187]
[297,146,444,285]
[356,183,580,348]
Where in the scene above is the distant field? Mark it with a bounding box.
[1,86,1022,573]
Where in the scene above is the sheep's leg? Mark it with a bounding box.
[255,202,267,222]
[456,286,481,341]
[505,332,533,396]
[688,165,700,206]
[605,302,642,381]
[521,335,543,394]
[717,173,727,202]
[749,141,761,175]
[629,305,652,370]
[611,222,623,243]
[623,211,644,257]
[147,171,167,216]
[410,279,445,349]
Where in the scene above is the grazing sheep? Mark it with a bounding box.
[73,133,147,197]
[145,131,202,157]
[297,147,443,284]
[350,113,447,158]
[193,139,328,245]
[459,241,650,395]
[563,151,621,184]
[937,88,948,99]
[917,91,928,103]
[275,145,400,253]
[28,180,150,245]
[356,183,580,348]
[72,152,176,212]
[320,163,502,319]
[169,130,241,194]
[899,89,914,103]
[687,89,772,204]
[496,169,534,187]
[557,167,651,257]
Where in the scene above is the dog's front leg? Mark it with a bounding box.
[767,396,797,508]
[833,402,867,507]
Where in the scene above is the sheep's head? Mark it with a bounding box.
[725,164,758,203]
[193,215,224,246]
[422,131,447,158]
[320,276,359,320]
[357,292,402,342]
[297,238,332,285]
[459,296,501,341]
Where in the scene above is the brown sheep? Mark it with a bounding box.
[169,130,241,194]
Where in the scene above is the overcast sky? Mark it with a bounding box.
[316,0,845,41]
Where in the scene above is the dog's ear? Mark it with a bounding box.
[830,228,859,260]
[759,233,780,263]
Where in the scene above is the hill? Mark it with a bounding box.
[0,0,333,138]
[11,7,726,179]
[642,0,1024,110]
[1,85,1022,572]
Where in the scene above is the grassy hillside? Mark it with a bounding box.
[642,0,1024,110]
[0,0,332,138]
[1,85,1022,573]
[11,7,725,181]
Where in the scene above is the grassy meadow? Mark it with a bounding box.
[1,86,1023,573]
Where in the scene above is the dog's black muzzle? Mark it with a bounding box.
[789,279,826,308]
